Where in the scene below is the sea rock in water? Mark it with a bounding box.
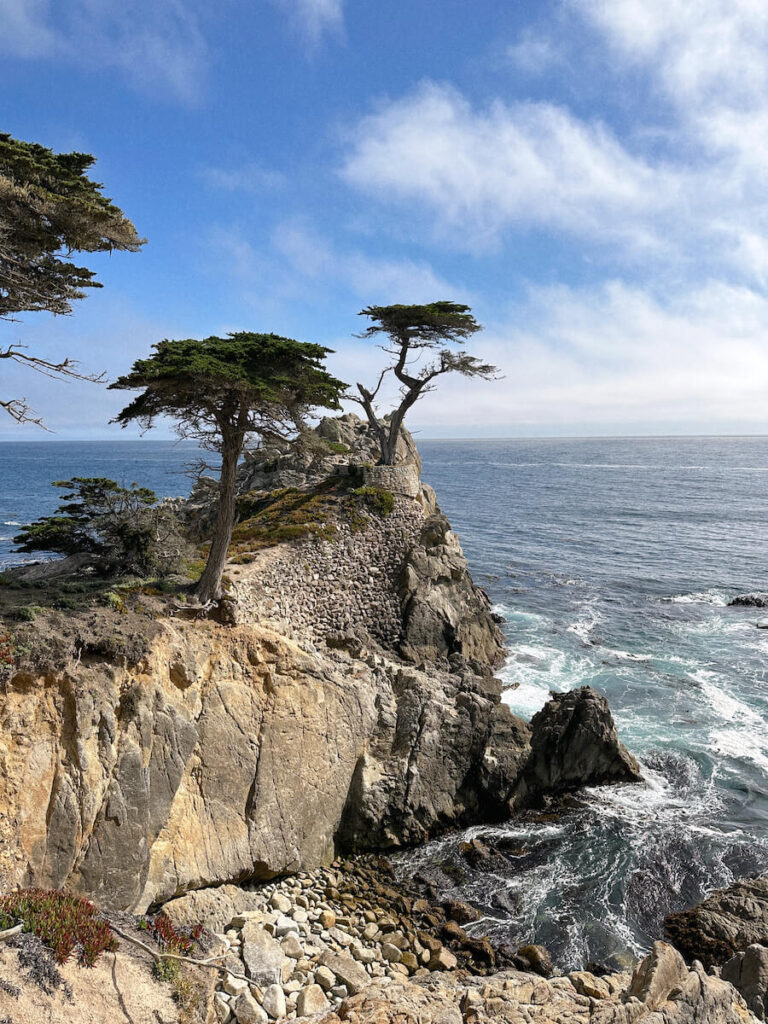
[665,876,768,968]
[722,943,768,1020]
[512,686,642,805]
[729,593,768,608]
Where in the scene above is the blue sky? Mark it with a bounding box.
[3,0,768,438]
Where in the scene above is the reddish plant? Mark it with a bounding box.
[0,889,118,967]
[141,913,202,956]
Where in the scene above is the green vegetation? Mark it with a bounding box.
[324,440,350,454]
[0,132,144,425]
[230,487,339,558]
[351,301,498,464]
[13,477,189,578]
[110,332,347,604]
[0,888,119,967]
[138,914,202,985]
[353,485,395,516]
[228,481,394,561]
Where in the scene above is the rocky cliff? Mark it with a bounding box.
[0,419,639,914]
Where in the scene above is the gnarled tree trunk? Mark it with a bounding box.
[194,431,240,604]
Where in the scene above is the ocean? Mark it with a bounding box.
[2,436,768,969]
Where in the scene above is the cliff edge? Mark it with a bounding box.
[0,417,639,912]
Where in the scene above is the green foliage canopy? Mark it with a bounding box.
[14,477,186,577]
[0,132,144,319]
[109,332,347,446]
[353,301,498,464]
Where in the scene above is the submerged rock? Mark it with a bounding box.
[665,876,768,968]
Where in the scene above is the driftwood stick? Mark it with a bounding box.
[108,922,250,982]
[0,924,22,941]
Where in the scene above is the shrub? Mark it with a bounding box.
[353,485,395,516]
[11,604,42,622]
[13,478,192,578]
[324,441,350,454]
[0,889,118,967]
[139,914,202,984]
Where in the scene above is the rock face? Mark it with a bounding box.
[399,513,505,670]
[665,876,768,968]
[0,425,639,913]
[512,686,642,805]
[310,947,754,1023]
[722,944,768,1020]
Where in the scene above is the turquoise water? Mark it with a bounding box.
[2,436,768,968]
[408,437,768,969]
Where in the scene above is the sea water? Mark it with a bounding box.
[403,436,768,969]
[2,436,768,968]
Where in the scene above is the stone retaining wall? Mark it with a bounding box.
[230,496,426,649]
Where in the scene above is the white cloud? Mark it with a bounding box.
[0,0,207,100]
[201,163,286,193]
[576,0,768,162]
[271,0,344,44]
[403,281,768,431]
[208,219,462,309]
[341,81,683,251]
[578,0,768,110]
[506,29,561,75]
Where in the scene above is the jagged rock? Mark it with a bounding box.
[665,876,768,968]
[628,941,688,1009]
[722,944,768,1019]
[399,513,506,670]
[0,426,638,912]
[311,954,754,1024]
[728,593,768,607]
[161,885,263,932]
[513,686,642,804]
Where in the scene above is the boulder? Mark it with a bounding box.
[513,686,642,804]
[722,943,768,1019]
[317,951,369,994]
[628,941,688,1009]
[241,924,284,988]
[232,990,268,1024]
[517,944,553,978]
[665,876,768,967]
[261,983,286,1020]
[442,899,481,924]
[296,984,330,1016]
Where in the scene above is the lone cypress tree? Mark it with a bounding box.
[110,332,346,604]
[352,301,498,464]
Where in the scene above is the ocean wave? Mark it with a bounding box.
[500,644,593,718]
[2,521,21,527]
[694,674,768,773]
[566,604,603,645]
[664,590,728,606]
